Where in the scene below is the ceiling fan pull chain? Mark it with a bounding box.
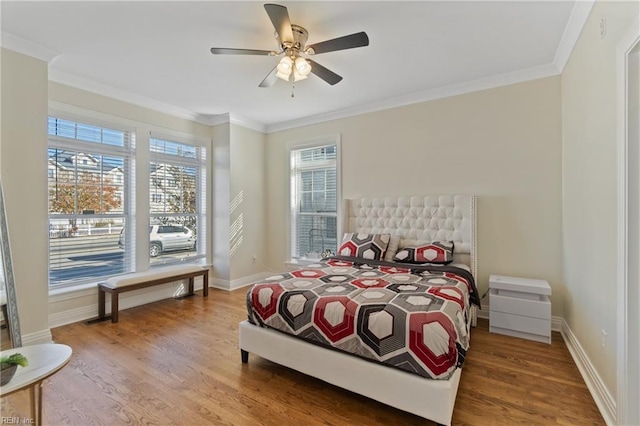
[291,82,295,98]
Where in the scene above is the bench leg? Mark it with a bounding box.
[98,288,106,319]
[203,272,209,297]
[241,350,249,363]
[188,276,195,295]
[111,292,119,323]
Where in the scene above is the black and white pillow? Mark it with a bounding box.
[393,241,454,264]
[338,233,390,261]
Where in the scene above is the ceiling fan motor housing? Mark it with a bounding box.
[277,24,309,53]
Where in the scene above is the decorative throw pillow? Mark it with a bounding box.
[338,233,390,260]
[393,241,454,264]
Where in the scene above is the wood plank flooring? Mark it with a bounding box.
[1,288,604,425]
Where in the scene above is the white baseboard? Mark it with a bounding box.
[210,271,273,291]
[48,282,205,328]
[479,305,613,424]
[21,328,53,345]
[560,318,616,425]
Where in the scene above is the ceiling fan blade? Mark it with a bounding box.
[307,59,343,85]
[258,66,278,88]
[264,4,294,44]
[306,32,369,55]
[211,47,274,55]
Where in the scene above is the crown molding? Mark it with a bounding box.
[265,62,561,133]
[553,0,595,72]
[48,68,216,126]
[1,32,60,63]
[229,114,267,133]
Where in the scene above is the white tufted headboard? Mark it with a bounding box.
[343,195,477,279]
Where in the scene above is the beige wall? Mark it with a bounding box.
[0,48,50,340]
[229,124,266,281]
[562,0,639,401]
[212,122,231,282]
[265,76,564,314]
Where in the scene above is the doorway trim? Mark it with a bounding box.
[616,16,639,426]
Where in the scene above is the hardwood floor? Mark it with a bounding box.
[1,288,604,425]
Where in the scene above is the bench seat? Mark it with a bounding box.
[97,265,209,323]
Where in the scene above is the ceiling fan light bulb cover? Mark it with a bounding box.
[293,69,308,82]
[278,56,293,71]
[276,70,291,81]
[295,57,312,76]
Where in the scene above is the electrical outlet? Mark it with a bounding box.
[600,18,607,39]
[601,330,608,351]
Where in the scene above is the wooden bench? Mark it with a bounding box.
[96,265,209,323]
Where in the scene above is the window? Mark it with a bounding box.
[47,116,133,287]
[149,136,206,265]
[290,141,339,259]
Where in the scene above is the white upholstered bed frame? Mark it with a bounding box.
[239,195,477,425]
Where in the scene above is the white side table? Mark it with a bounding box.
[489,275,552,344]
[1,343,72,425]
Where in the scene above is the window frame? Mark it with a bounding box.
[148,132,208,267]
[287,135,341,261]
[47,112,136,289]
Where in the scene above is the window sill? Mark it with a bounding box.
[49,281,99,303]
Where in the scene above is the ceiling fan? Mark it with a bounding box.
[210,3,369,87]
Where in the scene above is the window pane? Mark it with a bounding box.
[149,137,205,266]
[48,116,131,288]
[48,149,124,215]
[149,216,199,265]
[48,117,126,147]
[295,215,337,257]
[150,138,198,159]
[291,143,338,259]
[49,217,127,286]
[150,163,197,214]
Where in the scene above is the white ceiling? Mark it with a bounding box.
[1,1,589,132]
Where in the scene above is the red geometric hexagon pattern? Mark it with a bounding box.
[351,278,389,289]
[326,259,354,267]
[408,311,458,377]
[313,296,358,343]
[291,269,327,279]
[427,286,465,309]
[250,283,285,321]
[415,244,446,263]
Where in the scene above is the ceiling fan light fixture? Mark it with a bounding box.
[294,57,311,76]
[276,56,293,81]
[293,68,308,82]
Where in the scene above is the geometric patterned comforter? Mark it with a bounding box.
[246,256,480,380]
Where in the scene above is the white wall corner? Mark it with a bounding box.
[560,318,616,425]
[210,277,231,290]
[553,0,596,72]
[228,113,267,133]
[210,271,273,291]
[1,32,60,62]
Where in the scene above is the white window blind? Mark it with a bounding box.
[290,143,338,259]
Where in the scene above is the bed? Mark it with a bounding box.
[239,195,477,425]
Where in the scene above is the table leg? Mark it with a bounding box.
[36,381,43,426]
[30,385,36,424]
